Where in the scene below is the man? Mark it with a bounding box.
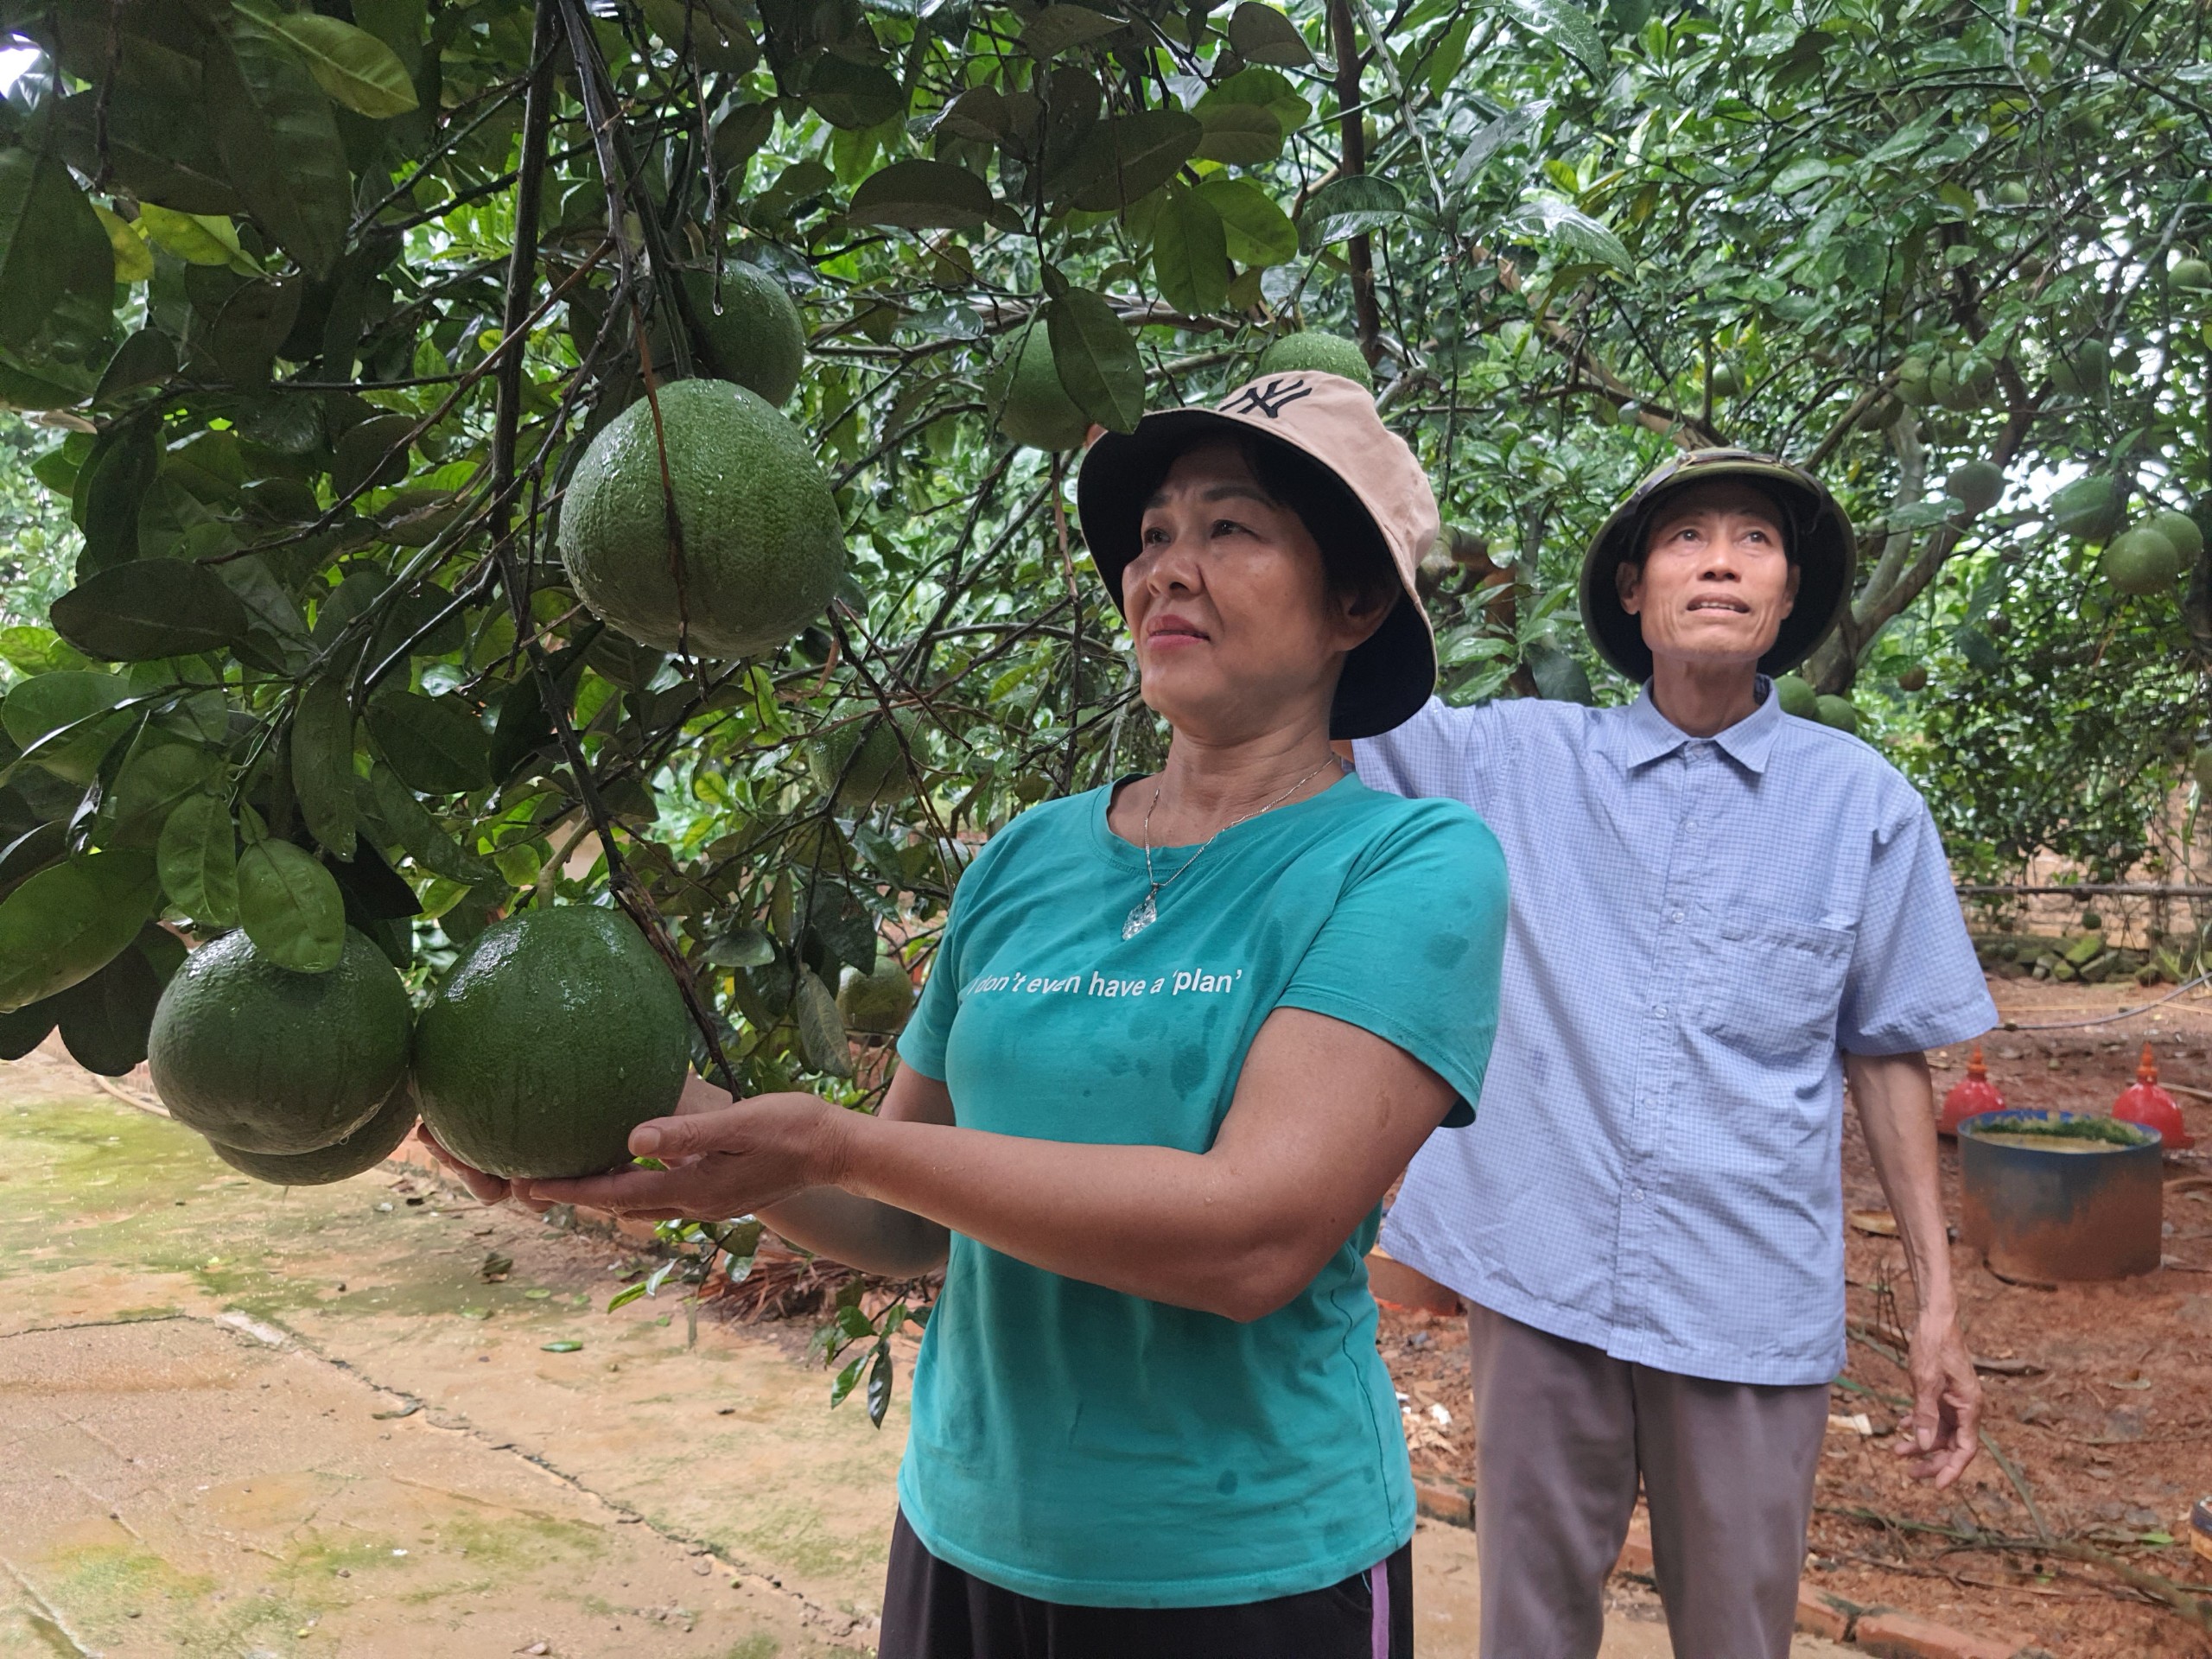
[1354,450,1995,1659]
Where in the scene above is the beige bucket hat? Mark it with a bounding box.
[1076,371,1439,739]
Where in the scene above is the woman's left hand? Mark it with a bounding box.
[518,1078,850,1220]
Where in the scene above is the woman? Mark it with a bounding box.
[428,370,1508,1657]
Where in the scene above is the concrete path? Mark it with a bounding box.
[3,1042,1851,1657]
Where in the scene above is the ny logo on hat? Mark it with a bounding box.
[1220,377,1313,419]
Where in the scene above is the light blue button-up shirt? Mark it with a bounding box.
[1355,682,1996,1386]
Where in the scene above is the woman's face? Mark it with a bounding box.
[1125,442,1383,740]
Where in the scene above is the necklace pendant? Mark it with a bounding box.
[1122,890,1158,940]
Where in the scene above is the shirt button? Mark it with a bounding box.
[1669,910,1684,924]
[1652,1003,1668,1016]
[1681,818,1696,831]
[1628,1185,1644,1200]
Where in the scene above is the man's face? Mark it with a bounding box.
[1617,480,1799,670]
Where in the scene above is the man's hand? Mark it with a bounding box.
[1897,1306,1981,1487]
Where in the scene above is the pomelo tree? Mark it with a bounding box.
[0,0,2206,1148]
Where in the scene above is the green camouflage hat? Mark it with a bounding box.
[1579,448,1857,681]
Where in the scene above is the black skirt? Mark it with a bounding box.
[879,1508,1415,1659]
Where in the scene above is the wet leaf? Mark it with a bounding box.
[1198,177,1297,268]
[236,838,346,973]
[1297,175,1407,254]
[204,13,353,278]
[50,560,252,662]
[368,765,491,881]
[1225,3,1313,67]
[1045,286,1143,432]
[101,731,219,848]
[93,328,180,406]
[1,671,133,783]
[1497,0,1605,72]
[245,3,419,119]
[1193,101,1283,166]
[1056,110,1201,213]
[74,419,162,576]
[0,145,114,348]
[157,791,240,926]
[793,963,853,1077]
[847,160,1000,232]
[291,677,359,859]
[365,692,492,795]
[1152,183,1229,315]
[866,1345,893,1427]
[1021,5,1124,58]
[805,57,905,130]
[0,849,160,1012]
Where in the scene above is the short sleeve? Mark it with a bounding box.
[1837,795,1997,1055]
[1275,804,1509,1126]
[1351,696,1498,809]
[898,840,1001,1082]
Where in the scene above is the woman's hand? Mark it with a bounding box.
[415,1123,517,1206]
[517,1085,853,1221]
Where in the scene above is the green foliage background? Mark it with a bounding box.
[1,0,2208,1106]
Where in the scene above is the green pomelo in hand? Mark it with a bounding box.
[1255,330,1374,391]
[838,951,913,1036]
[681,265,804,407]
[2102,527,2180,595]
[807,715,914,811]
[558,378,846,660]
[1815,695,1861,734]
[1773,674,1820,719]
[149,927,412,1155]
[205,1077,419,1186]
[413,906,691,1179]
[993,327,1089,451]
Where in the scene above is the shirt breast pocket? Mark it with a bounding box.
[1704,918,1854,1063]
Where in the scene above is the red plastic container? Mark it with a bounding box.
[1939,1046,2006,1139]
[2113,1043,2192,1149]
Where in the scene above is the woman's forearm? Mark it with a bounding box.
[755,1184,950,1278]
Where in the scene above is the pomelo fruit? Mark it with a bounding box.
[2145,508,2203,565]
[558,378,845,660]
[1815,694,1860,734]
[2049,340,2108,395]
[205,1077,420,1186]
[1945,459,2005,517]
[992,327,1089,451]
[2102,527,2180,595]
[2171,257,2211,292]
[1894,354,1934,407]
[680,265,804,407]
[1773,674,1820,719]
[1995,180,2031,207]
[1897,664,1929,692]
[838,950,913,1037]
[1255,330,1374,391]
[149,926,412,1156]
[807,714,914,811]
[1706,359,1743,397]
[413,906,691,1179]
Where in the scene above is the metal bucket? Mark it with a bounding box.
[1958,1109,2164,1284]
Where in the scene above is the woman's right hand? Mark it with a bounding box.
[415,1123,525,1208]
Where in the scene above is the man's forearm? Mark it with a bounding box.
[1846,1049,1956,1319]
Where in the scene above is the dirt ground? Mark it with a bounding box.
[1382,975,2212,1658]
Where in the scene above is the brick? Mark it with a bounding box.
[1853,1608,2030,1659]
[1613,1517,1653,1576]
[1795,1585,1859,1642]
[1413,1478,1472,1529]
[1366,1249,1463,1314]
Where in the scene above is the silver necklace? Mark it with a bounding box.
[1122,757,1337,940]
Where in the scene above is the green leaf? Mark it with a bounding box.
[1021,5,1124,57]
[0,850,160,1013]
[805,57,906,130]
[794,963,853,1077]
[1447,99,1549,193]
[236,838,346,973]
[1193,101,1282,166]
[1198,67,1309,137]
[204,13,353,279]
[540,1340,582,1353]
[365,691,493,795]
[0,821,66,899]
[1502,195,1633,272]
[0,996,59,1062]
[292,677,359,860]
[1152,183,1230,315]
[1197,177,1297,267]
[157,791,240,926]
[1054,110,1203,214]
[368,766,492,881]
[136,204,251,270]
[1,671,133,784]
[830,1348,867,1406]
[330,412,416,499]
[1497,0,1605,73]
[0,146,115,349]
[52,935,164,1075]
[847,160,999,232]
[49,559,253,662]
[1226,3,1313,66]
[245,4,419,117]
[607,1281,649,1312]
[704,925,775,968]
[866,1344,893,1427]
[74,420,162,576]
[1296,174,1406,254]
[101,732,218,849]
[641,0,759,73]
[54,92,243,220]
[93,328,180,407]
[1045,286,1144,433]
[93,202,154,283]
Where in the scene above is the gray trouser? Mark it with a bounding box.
[1466,1304,1829,1659]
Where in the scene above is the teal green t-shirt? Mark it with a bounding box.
[893,772,1508,1607]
